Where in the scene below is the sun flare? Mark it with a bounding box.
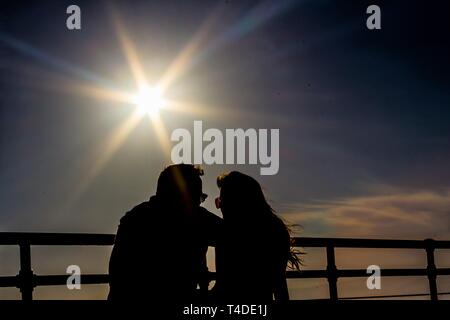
[133,85,164,116]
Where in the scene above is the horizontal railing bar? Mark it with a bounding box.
[293,237,450,249]
[0,233,115,246]
[4,268,449,288]
[0,276,17,287]
[1,274,110,288]
[286,268,450,278]
[340,292,450,300]
[1,233,450,249]
[35,274,109,286]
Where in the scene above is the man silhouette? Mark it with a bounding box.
[108,164,222,304]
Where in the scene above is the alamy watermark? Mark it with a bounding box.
[366,265,381,290]
[66,265,81,290]
[366,5,381,30]
[66,5,81,30]
[171,121,279,175]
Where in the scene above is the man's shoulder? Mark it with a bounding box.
[119,200,155,225]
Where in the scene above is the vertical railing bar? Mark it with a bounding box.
[18,243,34,301]
[326,244,338,301]
[425,239,438,301]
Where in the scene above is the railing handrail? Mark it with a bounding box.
[294,237,450,249]
[1,232,449,301]
[0,232,115,246]
[2,232,450,248]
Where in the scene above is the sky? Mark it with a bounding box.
[0,0,449,300]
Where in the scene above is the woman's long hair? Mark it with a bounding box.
[217,171,302,270]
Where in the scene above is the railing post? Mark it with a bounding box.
[424,239,438,301]
[18,243,34,301]
[326,245,338,301]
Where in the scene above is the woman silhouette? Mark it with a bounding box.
[213,171,300,302]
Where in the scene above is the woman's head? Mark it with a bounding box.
[216,171,303,270]
[216,171,274,222]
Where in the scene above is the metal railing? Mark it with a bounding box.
[0,232,449,301]
[0,232,114,301]
[289,237,450,300]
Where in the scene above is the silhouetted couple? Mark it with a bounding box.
[108,164,300,305]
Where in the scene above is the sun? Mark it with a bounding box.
[132,85,164,116]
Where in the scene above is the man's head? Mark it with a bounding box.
[156,164,206,210]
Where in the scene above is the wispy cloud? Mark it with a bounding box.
[282,188,450,239]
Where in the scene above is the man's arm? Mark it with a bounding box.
[197,207,223,295]
[199,207,223,247]
[108,219,130,301]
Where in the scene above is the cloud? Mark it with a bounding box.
[283,188,450,239]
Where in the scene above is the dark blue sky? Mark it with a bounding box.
[1,0,449,231]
